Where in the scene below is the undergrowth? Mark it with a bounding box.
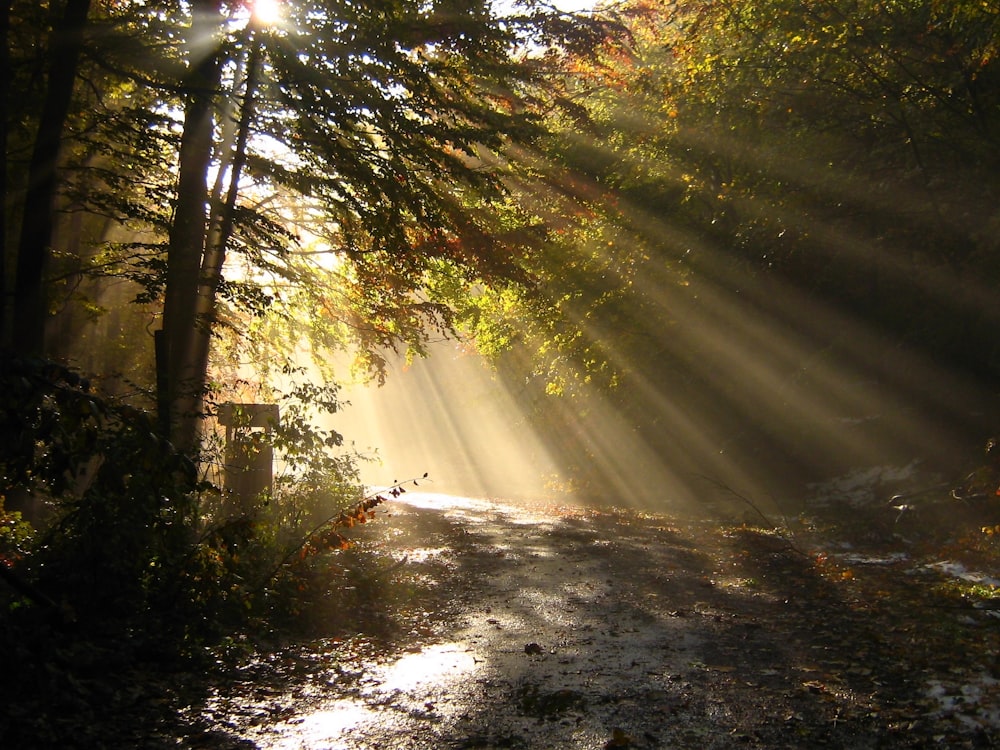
[0,357,420,691]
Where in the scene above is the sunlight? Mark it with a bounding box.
[250,0,284,26]
[379,642,479,692]
[394,494,564,554]
[271,700,380,748]
[313,106,994,520]
[489,123,996,517]
[262,642,480,749]
[334,345,567,502]
[226,0,994,524]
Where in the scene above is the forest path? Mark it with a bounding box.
[194,492,1000,749]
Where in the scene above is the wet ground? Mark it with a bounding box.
[182,492,1000,749]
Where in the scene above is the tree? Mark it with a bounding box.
[539,0,1000,377]
[158,0,227,450]
[0,1,9,334]
[460,0,1000,506]
[5,0,91,353]
[660,0,1000,383]
[136,0,615,453]
[2,1,619,453]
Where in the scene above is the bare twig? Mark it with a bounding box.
[694,473,776,527]
[693,474,810,558]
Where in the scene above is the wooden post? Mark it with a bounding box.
[217,402,279,509]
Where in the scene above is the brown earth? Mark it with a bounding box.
[170,492,1000,750]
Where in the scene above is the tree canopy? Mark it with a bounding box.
[1,0,620,452]
[462,0,1000,504]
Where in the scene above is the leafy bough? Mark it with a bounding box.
[258,473,429,592]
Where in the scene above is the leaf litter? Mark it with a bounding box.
[175,490,1000,749]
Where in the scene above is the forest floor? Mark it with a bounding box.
[8,486,1000,749]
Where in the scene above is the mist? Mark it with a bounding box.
[333,343,565,501]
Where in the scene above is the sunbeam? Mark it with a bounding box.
[334,344,565,501]
[460,107,997,516]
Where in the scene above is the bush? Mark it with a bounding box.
[0,357,383,644]
[0,357,200,625]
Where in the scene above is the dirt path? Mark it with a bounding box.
[190,493,1000,749]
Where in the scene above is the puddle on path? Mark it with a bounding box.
[257,642,481,749]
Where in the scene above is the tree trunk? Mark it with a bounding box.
[9,0,91,355]
[188,32,262,432]
[159,0,222,453]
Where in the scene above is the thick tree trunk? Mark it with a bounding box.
[188,33,262,430]
[9,0,91,355]
[159,0,222,453]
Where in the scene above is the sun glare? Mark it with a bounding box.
[251,0,283,26]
